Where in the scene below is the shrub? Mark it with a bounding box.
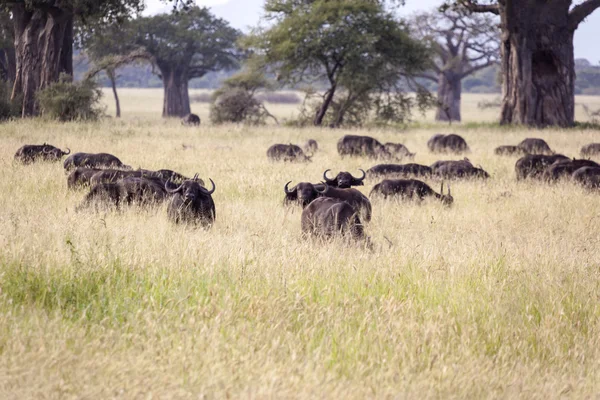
[0,81,20,121]
[210,88,270,125]
[37,74,104,121]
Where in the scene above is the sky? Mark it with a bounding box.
[145,0,600,64]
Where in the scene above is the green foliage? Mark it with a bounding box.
[245,0,431,126]
[37,74,104,121]
[210,70,277,125]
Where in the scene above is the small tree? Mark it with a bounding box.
[37,74,103,122]
[245,0,431,127]
[412,9,499,122]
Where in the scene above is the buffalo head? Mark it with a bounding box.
[284,181,320,207]
[323,169,366,188]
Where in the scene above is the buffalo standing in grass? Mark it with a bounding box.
[383,143,415,159]
[515,154,569,180]
[77,183,124,211]
[572,167,600,189]
[77,177,170,210]
[494,145,528,156]
[517,138,553,155]
[370,180,453,205]
[427,134,469,154]
[67,167,102,189]
[542,159,600,182]
[14,143,70,164]
[90,168,196,186]
[316,183,372,222]
[431,158,489,179]
[64,152,130,172]
[323,169,366,188]
[166,176,216,227]
[182,113,201,126]
[284,181,323,208]
[267,144,312,162]
[301,197,368,244]
[337,135,394,160]
[366,163,432,179]
[580,143,600,157]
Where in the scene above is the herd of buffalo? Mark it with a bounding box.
[13,133,600,246]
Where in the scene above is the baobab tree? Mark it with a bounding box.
[412,9,499,122]
[454,0,600,127]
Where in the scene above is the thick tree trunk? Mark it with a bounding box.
[314,84,336,126]
[107,69,121,118]
[161,67,190,118]
[435,72,462,122]
[499,7,575,127]
[11,5,73,117]
[0,47,16,82]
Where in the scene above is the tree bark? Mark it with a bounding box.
[107,69,121,118]
[161,67,191,118]
[435,71,462,122]
[499,4,575,127]
[314,83,336,126]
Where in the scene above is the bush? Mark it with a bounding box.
[0,81,20,121]
[210,88,270,125]
[37,74,104,121]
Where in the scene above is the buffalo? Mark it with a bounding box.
[284,181,323,208]
[494,145,528,156]
[366,163,432,178]
[182,113,201,126]
[316,182,372,222]
[431,158,489,179]
[89,168,196,186]
[542,159,600,182]
[337,135,394,160]
[64,152,130,172]
[77,183,124,211]
[572,167,600,189]
[580,143,600,157]
[304,139,318,153]
[370,179,453,205]
[323,169,366,188]
[301,197,368,243]
[77,176,170,210]
[515,154,569,180]
[67,167,102,189]
[267,144,312,162]
[427,134,469,154]
[517,138,553,155]
[14,143,70,164]
[384,142,415,159]
[166,176,216,227]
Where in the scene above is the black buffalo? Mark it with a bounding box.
[515,154,569,180]
[267,144,312,162]
[64,152,130,172]
[182,113,201,126]
[383,143,415,159]
[67,167,102,189]
[89,168,195,186]
[542,159,600,182]
[517,138,553,155]
[580,143,600,157]
[283,181,323,208]
[301,197,367,243]
[316,183,372,222]
[323,169,366,188]
[77,183,124,211]
[337,135,393,160]
[494,145,528,156]
[366,163,432,178]
[77,177,170,210]
[572,167,600,189]
[370,179,453,205]
[14,143,70,164]
[427,134,469,154]
[431,158,489,179]
[166,176,216,227]
[304,139,318,153]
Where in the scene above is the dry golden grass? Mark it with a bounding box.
[0,91,599,398]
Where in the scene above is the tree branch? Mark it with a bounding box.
[459,60,497,79]
[569,0,600,30]
[413,73,439,82]
[462,1,500,15]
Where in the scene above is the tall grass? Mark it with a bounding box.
[0,101,599,397]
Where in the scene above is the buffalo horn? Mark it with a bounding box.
[323,169,335,183]
[316,181,330,194]
[199,178,216,195]
[165,181,183,194]
[352,169,366,182]
[284,181,296,194]
[64,148,71,155]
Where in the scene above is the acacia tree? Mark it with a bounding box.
[246,0,430,127]
[455,0,600,127]
[412,9,499,122]
[129,7,240,117]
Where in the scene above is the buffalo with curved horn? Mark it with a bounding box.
[315,182,372,222]
[14,143,70,164]
[370,179,453,206]
[284,181,322,208]
[301,197,369,245]
[323,169,366,189]
[166,175,216,227]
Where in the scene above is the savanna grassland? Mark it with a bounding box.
[0,90,599,398]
